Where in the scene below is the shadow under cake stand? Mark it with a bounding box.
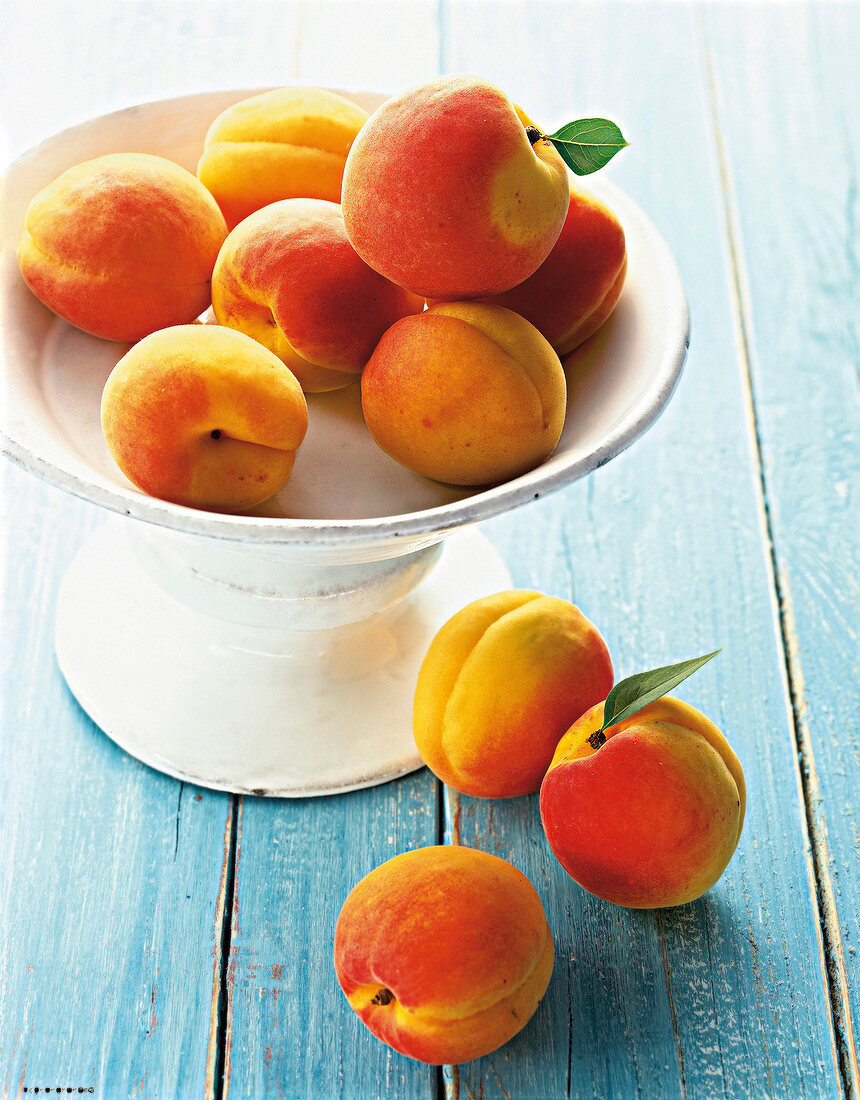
[0,89,689,796]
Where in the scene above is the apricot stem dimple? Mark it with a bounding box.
[587,728,607,750]
[210,429,222,439]
[370,987,395,1006]
[525,125,544,146]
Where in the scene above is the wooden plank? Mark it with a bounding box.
[1,3,852,1098]
[702,4,860,1091]
[439,2,844,1097]
[0,463,233,1097]
[1,4,446,1095]
[214,3,445,1096]
[220,780,440,1098]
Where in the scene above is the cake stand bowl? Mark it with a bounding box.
[0,89,689,796]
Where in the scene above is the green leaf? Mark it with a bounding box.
[599,650,721,734]
[546,118,629,176]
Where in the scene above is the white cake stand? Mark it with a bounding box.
[0,89,689,796]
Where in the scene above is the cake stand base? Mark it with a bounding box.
[55,519,511,796]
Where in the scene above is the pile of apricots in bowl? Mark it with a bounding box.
[17,75,628,512]
[16,75,746,1067]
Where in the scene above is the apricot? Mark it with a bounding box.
[334,845,554,1065]
[17,153,228,343]
[211,198,423,393]
[540,696,746,908]
[479,186,628,357]
[341,75,570,298]
[413,590,614,798]
[101,324,307,512]
[197,86,369,229]
[361,302,566,486]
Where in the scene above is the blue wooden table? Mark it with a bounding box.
[1,3,857,1097]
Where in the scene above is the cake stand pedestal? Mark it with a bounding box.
[55,518,510,795]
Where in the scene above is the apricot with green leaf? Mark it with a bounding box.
[540,654,745,908]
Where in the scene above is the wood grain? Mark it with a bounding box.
[0,465,234,1098]
[0,3,855,1098]
[441,1,845,1097]
[220,779,440,1097]
[703,4,860,1091]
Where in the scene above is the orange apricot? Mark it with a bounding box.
[101,324,307,512]
[18,153,227,342]
[413,590,614,797]
[334,845,554,1064]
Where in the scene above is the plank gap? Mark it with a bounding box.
[173,780,184,861]
[656,911,688,1099]
[438,779,455,1098]
[696,5,857,1096]
[214,793,240,1100]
